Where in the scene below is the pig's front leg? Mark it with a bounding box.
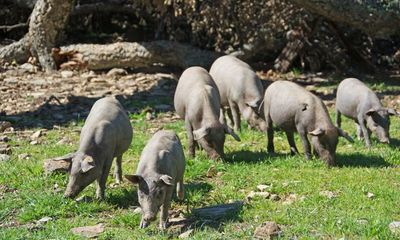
[356,123,364,140]
[335,109,341,128]
[285,131,299,155]
[298,129,311,159]
[159,189,173,229]
[185,117,195,157]
[96,160,112,200]
[357,115,371,147]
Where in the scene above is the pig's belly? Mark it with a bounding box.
[270,108,296,131]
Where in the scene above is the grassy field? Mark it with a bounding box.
[0,106,399,239]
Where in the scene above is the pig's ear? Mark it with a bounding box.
[308,128,325,136]
[81,155,95,173]
[387,108,398,116]
[125,174,142,184]
[366,108,376,116]
[158,150,170,159]
[223,124,241,141]
[159,175,173,186]
[337,127,354,143]
[193,127,210,140]
[246,100,258,109]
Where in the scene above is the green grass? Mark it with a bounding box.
[0,109,399,239]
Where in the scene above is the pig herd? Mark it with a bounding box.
[63,55,398,229]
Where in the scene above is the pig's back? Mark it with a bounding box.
[82,97,132,154]
[264,81,315,129]
[137,130,185,176]
[336,78,376,118]
[174,67,219,118]
[210,55,262,106]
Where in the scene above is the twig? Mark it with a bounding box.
[0,23,28,32]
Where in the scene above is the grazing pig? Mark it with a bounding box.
[336,78,398,147]
[64,96,133,199]
[209,55,266,132]
[125,130,185,229]
[263,81,353,166]
[174,66,240,159]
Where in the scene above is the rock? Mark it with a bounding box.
[366,192,374,199]
[71,223,104,238]
[0,121,12,132]
[0,136,9,142]
[257,184,271,192]
[319,190,337,199]
[81,71,96,80]
[19,63,37,73]
[246,191,270,201]
[145,112,153,120]
[37,216,52,224]
[30,140,38,145]
[0,154,10,161]
[106,68,127,77]
[0,145,11,154]
[43,153,74,174]
[133,207,141,214]
[282,193,298,205]
[30,130,42,140]
[154,104,171,111]
[356,219,368,225]
[254,221,281,239]
[75,195,93,203]
[389,221,400,234]
[179,229,194,238]
[18,153,31,160]
[270,194,280,201]
[192,201,243,220]
[61,70,74,78]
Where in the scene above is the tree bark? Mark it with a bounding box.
[288,0,400,37]
[0,0,75,71]
[59,40,221,70]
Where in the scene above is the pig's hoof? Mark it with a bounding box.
[140,220,149,229]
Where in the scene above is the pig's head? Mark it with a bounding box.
[309,127,353,166]
[64,153,99,198]
[125,174,173,228]
[193,122,240,159]
[365,108,397,144]
[242,100,267,132]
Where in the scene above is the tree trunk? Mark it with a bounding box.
[288,0,400,37]
[0,0,75,71]
[59,41,221,70]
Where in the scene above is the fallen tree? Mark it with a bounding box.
[59,41,220,70]
[289,0,400,37]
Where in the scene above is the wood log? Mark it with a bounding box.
[59,41,221,70]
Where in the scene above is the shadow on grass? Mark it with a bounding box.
[224,150,284,164]
[107,188,138,209]
[335,152,392,168]
[389,138,400,149]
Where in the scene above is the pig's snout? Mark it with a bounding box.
[380,138,390,144]
[64,190,77,199]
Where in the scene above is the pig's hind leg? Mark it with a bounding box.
[114,155,123,184]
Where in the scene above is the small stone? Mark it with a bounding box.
[133,207,141,214]
[389,221,400,234]
[106,68,127,77]
[257,184,270,192]
[19,63,37,73]
[30,130,42,140]
[246,191,270,201]
[0,121,12,132]
[18,153,30,160]
[0,136,9,142]
[71,224,104,238]
[75,195,93,203]
[356,219,368,225]
[61,70,74,78]
[254,221,281,239]
[320,190,337,199]
[366,192,374,199]
[179,229,194,238]
[270,194,280,201]
[37,216,52,224]
[0,154,10,161]
[145,112,153,120]
[0,145,11,154]
[30,140,38,145]
[282,193,297,205]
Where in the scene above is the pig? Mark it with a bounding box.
[125,130,185,229]
[263,81,353,166]
[174,66,240,159]
[64,96,133,199]
[335,78,398,147]
[209,55,266,132]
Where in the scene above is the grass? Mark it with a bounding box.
[0,108,399,239]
